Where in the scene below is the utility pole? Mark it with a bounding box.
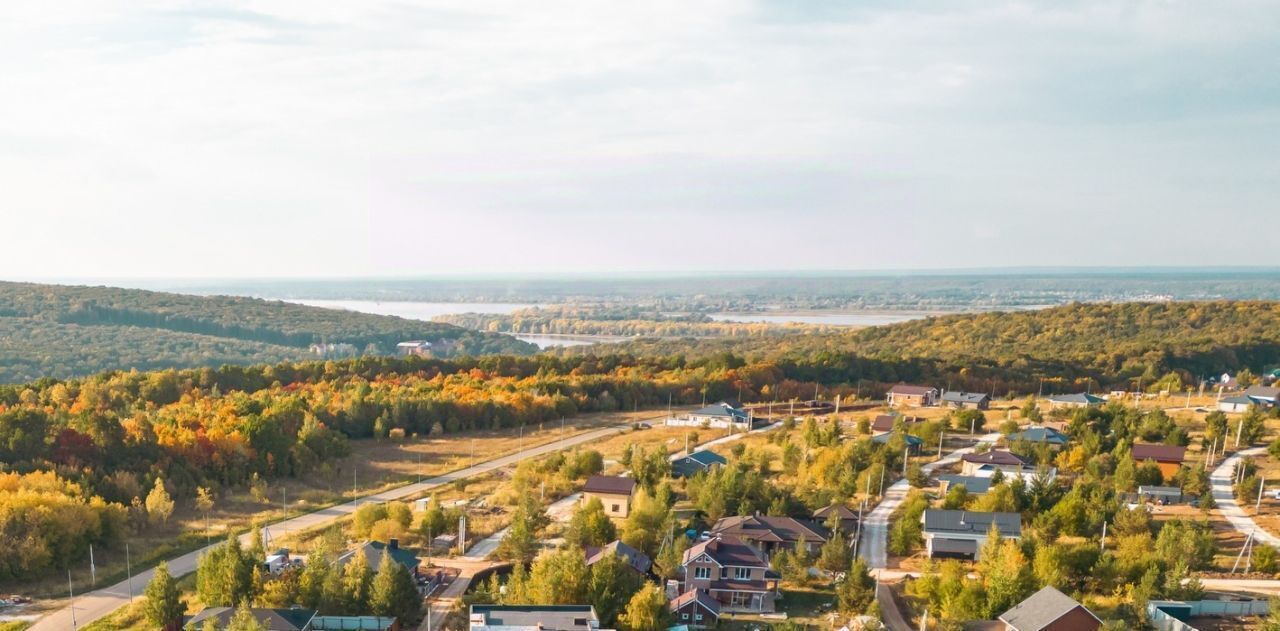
[1237,417,1245,448]
[1100,521,1107,552]
[903,447,909,476]
[520,423,524,455]
[970,416,976,436]
[282,488,288,519]
[89,544,95,587]
[68,570,77,631]
[126,542,133,602]
[853,500,864,558]
[418,453,423,485]
[938,430,945,459]
[1258,477,1266,512]
[353,467,358,503]
[879,465,886,496]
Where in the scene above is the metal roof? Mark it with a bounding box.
[998,586,1100,631]
[583,475,637,496]
[922,509,1021,537]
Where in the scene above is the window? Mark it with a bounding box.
[734,567,751,580]
[696,615,704,622]
[682,614,689,621]
[694,566,711,580]
[611,504,620,513]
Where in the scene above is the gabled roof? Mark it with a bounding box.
[961,450,1029,467]
[921,510,1021,538]
[690,402,748,419]
[1008,426,1069,445]
[871,414,922,433]
[711,514,830,545]
[1221,395,1258,405]
[187,607,318,631]
[685,450,727,467]
[889,384,937,396]
[585,540,652,574]
[937,475,994,494]
[872,432,923,447]
[998,586,1101,631]
[583,475,636,496]
[1131,443,1187,463]
[1243,385,1280,400]
[683,535,768,568]
[1048,393,1106,405]
[338,540,419,575]
[813,504,859,522]
[941,391,990,404]
[670,589,721,616]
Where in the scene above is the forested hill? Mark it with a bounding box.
[0,282,535,383]
[560,302,1280,392]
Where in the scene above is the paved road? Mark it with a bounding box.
[1201,577,1280,595]
[1211,446,1280,549]
[875,582,912,631]
[30,423,634,631]
[858,433,1000,570]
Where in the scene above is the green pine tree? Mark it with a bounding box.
[143,561,184,629]
[369,552,422,623]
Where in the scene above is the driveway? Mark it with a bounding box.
[859,433,1000,570]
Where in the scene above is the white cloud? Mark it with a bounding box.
[0,0,1277,277]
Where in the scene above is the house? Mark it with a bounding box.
[1007,426,1069,447]
[312,617,399,631]
[1137,485,1184,504]
[937,475,995,496]
[396,340,433,357]
[872,431,924,455]
[585,540,652,574]
[669,589,721,628]
[469,605,600,631]
[941,391,991,410]
[1243,385,1280,406]
[961,451,1032,477]
[1131,444,1187,479]
[671,450,727,478]
[887,384,939,407]
[338,540,420,579]
[582,475,636,518]
[681,535,779,613]
[1047,393,1106,409]
[920,510,1021,560]
[1219,395,1257,413]
[871,414,922,434]
[998,586,1101,631]
[710,514,830,556]
[666,401,752,430]
[186,607,318,631]
[812,504,860,534]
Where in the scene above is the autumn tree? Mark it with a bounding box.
[565,497,617,549]
[618,583,671,631]
[146,478,175,526]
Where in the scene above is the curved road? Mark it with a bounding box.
[858,433,1000,571]
[1211,446,1280,547]
[31,423,635,631]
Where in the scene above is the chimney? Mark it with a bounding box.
[388,538,399,550]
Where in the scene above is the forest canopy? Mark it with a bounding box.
[0,282,535,383]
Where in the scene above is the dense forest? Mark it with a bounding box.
[4,300,1280,582]
[435,305,837,338]
[561,302,1280,394]
[0,282,534,382]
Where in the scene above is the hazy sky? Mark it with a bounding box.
[2,1,1278,278]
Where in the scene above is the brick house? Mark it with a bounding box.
[669,589,721,628]
[681,535,779,613]
[886,384,939,407]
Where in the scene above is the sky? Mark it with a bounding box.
[1,1,1278,278]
